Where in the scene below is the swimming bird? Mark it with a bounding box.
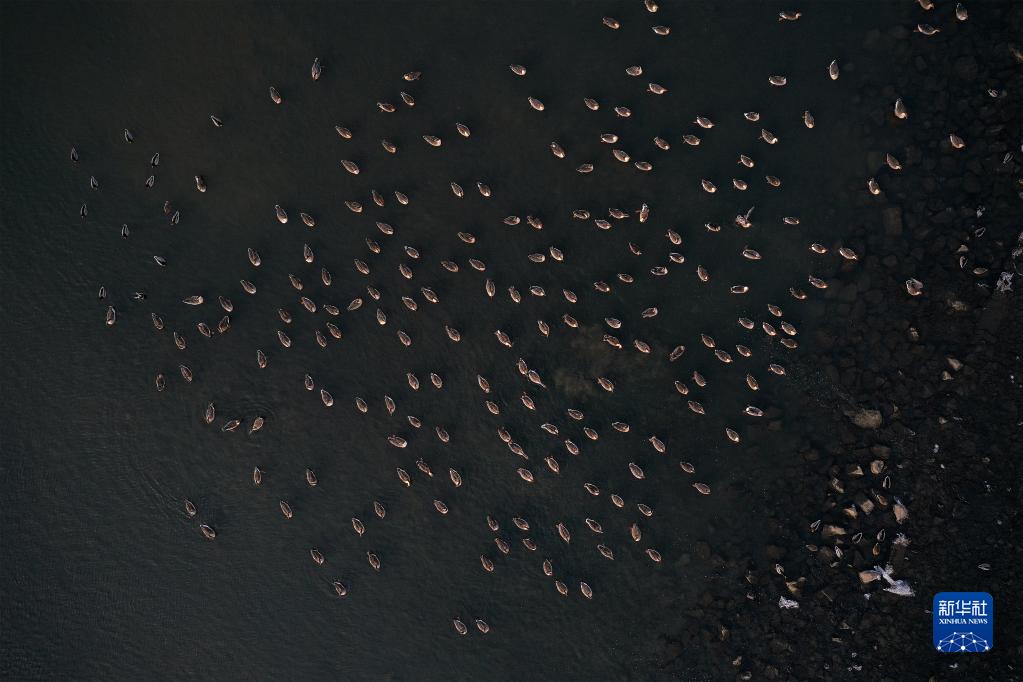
[894,98,908,120]
[248,416,264,434]
[397,468,411,487]
[351,517,365,536]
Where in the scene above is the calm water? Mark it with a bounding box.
[1,2,907,679]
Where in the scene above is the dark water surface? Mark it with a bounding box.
[2,2,909,679]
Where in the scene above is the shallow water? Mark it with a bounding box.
[1,1,909,678]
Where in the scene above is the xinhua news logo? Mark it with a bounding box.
[933,592,993,652]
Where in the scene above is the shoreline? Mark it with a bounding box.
[661,2,1022,678]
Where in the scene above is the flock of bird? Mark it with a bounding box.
[71,1,977,637]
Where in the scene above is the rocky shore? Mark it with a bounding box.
[660,2,1022,679]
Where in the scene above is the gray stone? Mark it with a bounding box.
[953,55,979,80]
[882,207,903,236]
[845,407,882,429]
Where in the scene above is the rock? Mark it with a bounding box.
[863,29,881,50]
[870,444,892,459]
[845,407,882,429]
[859,569,880,584]
[953,55,978,80]
[882,207,903,236]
